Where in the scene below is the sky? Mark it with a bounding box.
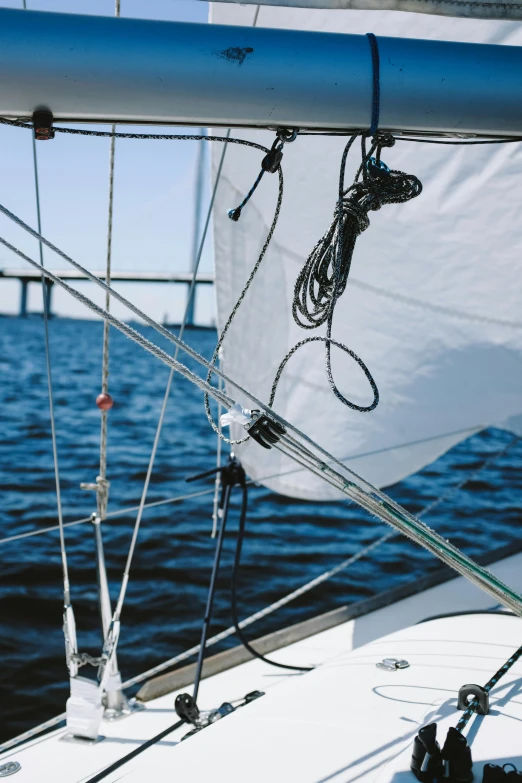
[0,0,216,325]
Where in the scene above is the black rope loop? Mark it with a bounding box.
[270,335,379,413]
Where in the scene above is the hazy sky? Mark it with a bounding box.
[0,0,216,324]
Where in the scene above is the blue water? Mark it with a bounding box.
[0,317,520,742]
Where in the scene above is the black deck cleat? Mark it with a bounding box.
[411,723,443,782]
[442,727,473,783]
[483,765,506,783]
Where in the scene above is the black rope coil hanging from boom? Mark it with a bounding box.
[277,132,423,413]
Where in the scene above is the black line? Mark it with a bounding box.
[84,719,184,783]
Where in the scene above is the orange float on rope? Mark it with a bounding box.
[96,392,114,411]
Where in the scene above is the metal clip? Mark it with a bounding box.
[0,763,21,778]
[376,658,410,671]
[367,157,390,177]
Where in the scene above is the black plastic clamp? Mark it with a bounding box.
[504,766,522,783]
[458,684,490,715]
[245,411,286,450]
[483,765,507,783]
[442,727,473,783]
[33,110,55,141]
[261,144,284,173]
[411,723,443,782]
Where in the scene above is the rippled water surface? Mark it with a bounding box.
[0,317,520,742]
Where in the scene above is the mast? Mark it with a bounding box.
[0,7,521,135]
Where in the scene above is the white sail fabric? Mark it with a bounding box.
[207,0,522,22]
[210,4,522,500]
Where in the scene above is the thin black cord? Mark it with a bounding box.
[3,114,522,145]
[396,136,522,145]
[84,719,184,783]
[231,482,313,673]
[193,484,231,702]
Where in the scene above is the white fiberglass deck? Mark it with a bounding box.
[1,550,522,783]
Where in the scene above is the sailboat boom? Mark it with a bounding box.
[0,7,521,135]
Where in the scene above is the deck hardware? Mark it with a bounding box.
[376,658,410,671]
[246,411,286,449]
[458,684,490,715]
[60,733,106,745]
[483,765,506,783]
[0,762,21,777]
[411,723,443,782]
[32,110,54,141]
[207,702,235,724]
[175,693,201,727]
[244,690,264,703]
[441,727,473,783]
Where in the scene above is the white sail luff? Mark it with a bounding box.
[1,7,522,134]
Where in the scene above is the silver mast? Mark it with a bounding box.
[0,8,522,135]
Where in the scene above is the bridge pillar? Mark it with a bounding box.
[186,282,196,327]
[43,280,53,318]
[19,279,28,317]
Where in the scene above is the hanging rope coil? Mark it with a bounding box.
[293,134,421,331]
[277,133,421,412]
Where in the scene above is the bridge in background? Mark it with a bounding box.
[0,268,214,323]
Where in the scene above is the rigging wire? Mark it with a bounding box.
[3,222,522,619]
[2,129,522,618]
[3,117,522,146]
[211,363,224,539]
[0,421,483,547]
[0,434,517,754]
[30,112,71,602]
[106,130,232,656]
[124,433,520,689]
[97,113,118,521]
[22,1,76,678]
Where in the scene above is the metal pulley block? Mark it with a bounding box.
[245,411,286,449]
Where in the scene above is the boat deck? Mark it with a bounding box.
[1,549,522,782]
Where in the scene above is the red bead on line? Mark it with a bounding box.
[96,393,114,411]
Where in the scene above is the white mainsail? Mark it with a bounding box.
[210,4,522,500]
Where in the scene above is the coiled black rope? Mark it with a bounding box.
[282,132,422,412]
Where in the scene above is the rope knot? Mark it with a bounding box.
[373,132,395,148]
[338,198,371,235]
